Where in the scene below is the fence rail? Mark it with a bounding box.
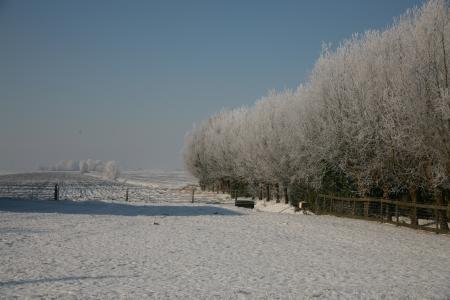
[315,194,450,234]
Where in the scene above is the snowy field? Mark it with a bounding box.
[119,169,197,189]
[1,198,450,299]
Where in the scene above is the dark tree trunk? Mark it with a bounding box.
[275,183,280,203]
[409,189,418,227]
[382,187,391,222]
[284,186,289,204]
[266,184,270,202]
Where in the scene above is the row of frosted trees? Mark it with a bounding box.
[183,0,449,227]
[40,159,120,180]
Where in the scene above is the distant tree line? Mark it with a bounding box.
[183,0,450,221]
[39,159,120,180]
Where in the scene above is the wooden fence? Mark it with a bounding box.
[315,194,450,234]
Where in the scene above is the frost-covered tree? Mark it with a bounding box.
[103,161,120,180]
[183,0,450,214]
[50,160,79,171]
[79,160,88,174]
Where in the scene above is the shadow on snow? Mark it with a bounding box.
[0,198,242,217]
[0,275,130,287]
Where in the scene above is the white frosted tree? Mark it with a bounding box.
[103,161,120,180]
[183,0,450,217]
[79,160,88,174]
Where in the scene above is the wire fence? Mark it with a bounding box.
[0,183,233,205]
[0,184,56,201]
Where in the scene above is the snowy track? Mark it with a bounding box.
[1,198,450,299]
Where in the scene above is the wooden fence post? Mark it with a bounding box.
[125,188,129,202]
[54,184,59,201]
[352,199,356,216]
[383,188,391,222]
[436,189,449,231]
[191,188,195,203]
[363,200,369,217]
[410,189,418,227]
[435,205,439,233]
[315,195,319,214]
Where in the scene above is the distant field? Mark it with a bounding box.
[0,171,121,186]
[120,169,196,189]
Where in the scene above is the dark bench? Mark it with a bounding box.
[235,200,255,209]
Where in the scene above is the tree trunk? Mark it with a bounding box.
[275,183,280,203]
[258,184,263,200]
[409,189,418,227]
[266,184,270,201]
[435,189,449,231]
[284,186,289,204]
[383,186,391,222]
[441,32,448,89]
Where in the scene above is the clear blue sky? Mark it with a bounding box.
[0,0,425,171]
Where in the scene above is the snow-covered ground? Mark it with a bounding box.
[1,198,449,299]
[254,200,300,214]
